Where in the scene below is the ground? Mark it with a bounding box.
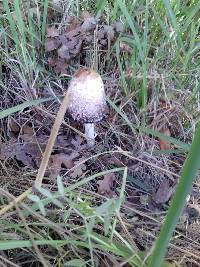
[0,0,200,266]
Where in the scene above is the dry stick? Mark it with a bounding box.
[0,188,32,216]
[35,93,69,186]
[0,93,70,215]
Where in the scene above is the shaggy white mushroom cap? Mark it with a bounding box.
[67,68,108,123]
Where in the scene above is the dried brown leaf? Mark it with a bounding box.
[0,138,44,169]
[57,45,71,60]
[70,157,86,178]
[186,203,200,222]
[0,138,17,160]
[103,25,115,41]
[45,37,60,52]
[54,60,68,74]
[97,173,115,197]
[65,16,81,32]
[81,16,96,32]
[152,180,174,204]
[48,57,68,74]
[48,152,79,178]
[17,143,42,168]
[8,118,20,134]
[48,57,57,67]
[159,127,171,150]
[113,21,123,32]
[46,27,59,38]
[22,125,34,136]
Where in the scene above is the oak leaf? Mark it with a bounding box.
[97,173,116,197]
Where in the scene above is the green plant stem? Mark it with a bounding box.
[148,122,200,267]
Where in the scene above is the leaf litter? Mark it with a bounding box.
[1,6,199,266]
[0,124,86,178]
[45,12,123,74]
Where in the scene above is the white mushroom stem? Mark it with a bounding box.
[84,123,96,147]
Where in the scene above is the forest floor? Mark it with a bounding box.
[0,1,200,266]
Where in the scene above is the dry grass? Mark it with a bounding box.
[1,0,200,266]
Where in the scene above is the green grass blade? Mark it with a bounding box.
[23,168,124,216]
[116,0,147,108]
[115,40,128,94]
[163,0,184,51]
[181,1,200,33]
[96,0,107,12]
[0,239,86,250]
[0,97,54,119]
[41,0,49,45]
[148,122,200,267]
[2,0,19,44]
[13,0,26,44]
[116,0,142,58]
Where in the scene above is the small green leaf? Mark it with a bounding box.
[35,185,53,198]
[64,259,86,267]
[57,175,65,196]
[51,199,64,209]
[104,214,111,236]
[38,201,46,216]
[28,194,40,202]
[95,199,116,216]
[0,97,54,119]
[87,217,96,233]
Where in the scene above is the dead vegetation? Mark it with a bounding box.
[1,1,200,266]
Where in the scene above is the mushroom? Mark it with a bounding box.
[67,68,108,147]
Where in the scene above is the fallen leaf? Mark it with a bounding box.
[71,135,84,150]
[186,203,200,223]
[65,16,81,32]
[45,15,122,75]
[97,173,115,197]
[158,127,171,150]
[48,57,57,67]
[22,125,34,136]
[70,157,86,178]
[103,25,115,41]
[54,60,68,74]
[48,152,79,178]
[81,11,92,20]
[57,45,71,60]
[113,21,123,32]
[8,118,20,134]
[81,16,96,32]
[16,143,43,168]
[152,180,174,204]
[48,57,68,74]
[0,138,17,160]
[46,27,59,38]
[45,37,61,52]
[0,138,44,169]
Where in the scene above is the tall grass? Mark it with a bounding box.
[1,0,200,266]
[1,0,49,87]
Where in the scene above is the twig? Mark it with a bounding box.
[35,92,69,186]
